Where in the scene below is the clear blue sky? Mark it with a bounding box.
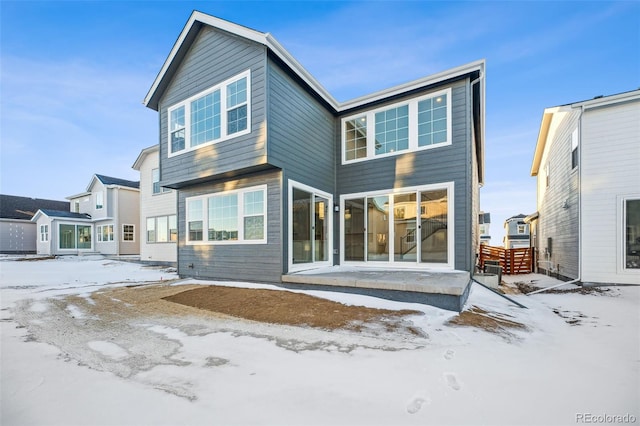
[1,1,638,244]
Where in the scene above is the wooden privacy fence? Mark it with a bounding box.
[478,245,532,275]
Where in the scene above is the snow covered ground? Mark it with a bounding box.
[1,256,638,426]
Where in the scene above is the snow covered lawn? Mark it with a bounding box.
[1,256,638,425]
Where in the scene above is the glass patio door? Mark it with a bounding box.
[291,186,330,265]
[342,186,450,266]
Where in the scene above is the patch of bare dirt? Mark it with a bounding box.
[513,281,612,295]
[14,256,56,262]
[446,305,528,340]
[163,285,424,333]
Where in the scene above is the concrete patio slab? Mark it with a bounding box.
[281,266,471,311]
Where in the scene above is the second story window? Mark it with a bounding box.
[152,168,170,195]
[571,128,579,170]
[341,88,451,164]
[167,70,251,156]
[95,191,103,210]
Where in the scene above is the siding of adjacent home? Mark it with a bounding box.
[0,220,36,253]
[116,188,141,255]
[581,99,640,284]
[536,109,580,279]
[176,169,282,282]
[138,148,177,264]
[158,26,268,188]
[336,79,475,271]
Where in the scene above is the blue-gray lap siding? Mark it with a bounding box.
[336,79,476,272]
[176,169,283,283]
[157,26,268,188]
[265,57,337,273]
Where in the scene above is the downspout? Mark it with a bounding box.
[528,105,584,295]
[469,69,484,276]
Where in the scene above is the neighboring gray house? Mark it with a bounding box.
[503,214,530,249]
[32,174,140,256]
[0,194,69,254]
[143,12,485,285]
[529,90,640,284]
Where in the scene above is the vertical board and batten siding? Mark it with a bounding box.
[265,58,337,272]
[158,26,268,186]
[581,100,640,284]
[336,80,474,271]
[536,110,580,279]
[177,169,282,283]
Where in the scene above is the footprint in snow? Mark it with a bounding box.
[406,395,431,414]
[444,349,455,360]
[444,373,461,391]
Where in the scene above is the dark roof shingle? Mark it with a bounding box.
[0,195,70,220]
[95,174,139,189]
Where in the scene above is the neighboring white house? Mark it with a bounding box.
[529,89,640,284]
[478,211,491,246]
[132,145,177,265]
[0,194,69,254]
[503,214,530,249]
[32,174,140,256]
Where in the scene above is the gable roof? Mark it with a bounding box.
[144,11,485,114]
[132,145,159,171]
[531,89,640,176]
[31,209,92,222]
[0,194,70,220]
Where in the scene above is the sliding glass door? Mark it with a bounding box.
[342,185,451,267]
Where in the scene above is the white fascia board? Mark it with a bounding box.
[337,59,485,112]
[66,192,91,200]
[571,89,640,110]
[105,185,140,192]
[264,34,338,109]
[132,145,159,170]
[144,11,485,117]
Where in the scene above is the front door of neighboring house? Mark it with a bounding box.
[289,181,332,271]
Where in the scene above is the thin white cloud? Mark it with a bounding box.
[0,56,156,199]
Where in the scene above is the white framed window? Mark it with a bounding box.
[152,169,170,195]
[517,224,526,234]
[146,215,177,243]
[167,70,251,157]
[341,88,451,164]
[185,185,267,245]
[571,128,579,170]
[97,225,114,242]
[40,225,48,242]
[95,191,104,209]
[625,198,640,270]
[122,224,135,242]
[545,163,550,188]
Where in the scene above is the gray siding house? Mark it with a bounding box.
[144,12,485,287]
[0,195,69,254]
